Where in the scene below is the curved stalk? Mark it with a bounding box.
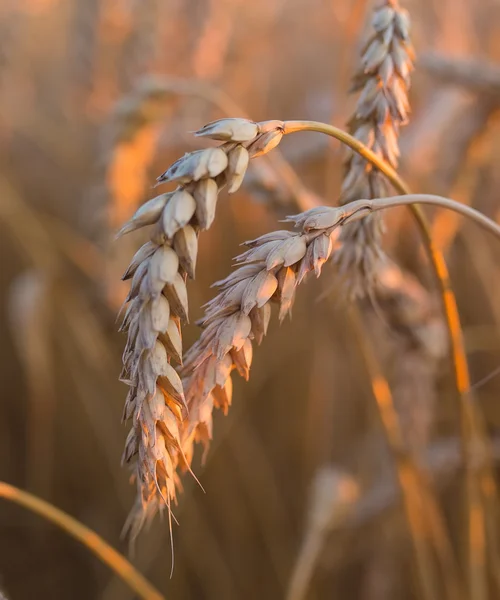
[344,195,500,241]
[0,482,165,600]
[282,121,471,396]
[283,120,406,191]
[282,120,492,600]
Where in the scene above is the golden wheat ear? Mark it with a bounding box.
[335,0,414,299]
[180,212,338,462]
[117,118,285,538]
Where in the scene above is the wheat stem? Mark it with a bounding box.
[342,194,500,240]
[0,482,164,600]
[286,530,324,600]
[283,120,405,191]
[282,119,491,599]
[348,307,441,600]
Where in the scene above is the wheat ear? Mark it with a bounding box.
[334,0,414,298]
[118,118,286,538]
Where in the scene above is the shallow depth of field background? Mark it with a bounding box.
[2,0,500,598]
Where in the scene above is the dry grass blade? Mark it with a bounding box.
[0,482,164,600]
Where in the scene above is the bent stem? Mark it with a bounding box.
[283,120,492,599]
[0,482,165,600]
[351,195,500,242]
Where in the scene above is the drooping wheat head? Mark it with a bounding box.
[118,118,285,538]
[180,206,363,467]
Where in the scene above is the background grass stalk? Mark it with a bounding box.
[0,482,164,600]
[348,307,440,600]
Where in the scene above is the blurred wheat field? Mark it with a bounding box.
[2,0,500,598]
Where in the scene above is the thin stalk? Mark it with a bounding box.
[286,527,325,600]
[351,194,500,241]
[282,120,490,600]
[309,218,461,597]
[348,307,440,600]
[0,482,165,600]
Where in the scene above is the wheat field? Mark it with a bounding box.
[2,1,500,599]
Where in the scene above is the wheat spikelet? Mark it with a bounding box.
[335,0,414,298]
[118,118,285,538]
